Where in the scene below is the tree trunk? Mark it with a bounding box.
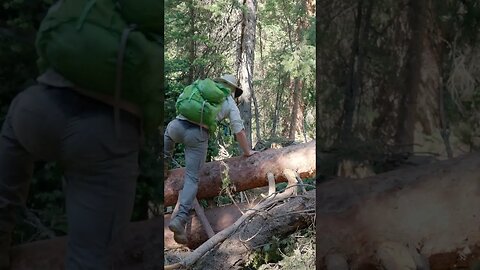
[394,0,427,153]
[288,78,302,141]
[282,78,295,138]
[340,0,363,143]
[164,141,316,206]
[251,83,262,142]
[353,0,373,128]
[270,77,284,138]
[237,0,257,146]
[315,152,480,269]
[413,0,441,140]
[165,203,245,249]
[258,22,265,78]
[437,15,453,159]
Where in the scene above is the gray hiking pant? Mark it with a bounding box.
[164,119,208,222]
[0,84,140,270]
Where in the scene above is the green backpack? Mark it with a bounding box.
[116,0,162,34]
[176,79,231,132]
[36,0,163,133]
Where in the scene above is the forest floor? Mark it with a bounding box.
[164,226,315,269]
[164,185,315,269]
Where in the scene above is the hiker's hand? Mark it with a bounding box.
[244,150,258,157]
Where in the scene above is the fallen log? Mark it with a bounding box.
[164,169,304,250]
[164,140,316,206]
[315,152,480,269]
[9,218,164,270]
[164,203,246,249]
[191,190,316,270]
[165,169,312,269]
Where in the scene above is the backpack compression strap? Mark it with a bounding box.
[114,24,137,138]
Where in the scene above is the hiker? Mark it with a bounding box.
[164,74,257,245]
[0,1,162,269]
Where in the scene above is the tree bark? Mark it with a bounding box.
[165,203,245,249]
[237,0,257,146]
[437,10,453,159]
[258,22,265,77]
[339,0,362,143]
[288,78,302,141]
[164,141,316,206]
[414,0,441,139]
[281,78,295,138]
[394,0,427,153]
[251,82,262,142]
[270,76,284,138]
[316,152,480,269]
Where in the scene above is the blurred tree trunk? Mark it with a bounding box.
[237,0,257,146]
[339,0,364,143]
[394,0,426,153]
[395,0,441,154]
[339,0,372,143]
[436,2,454,159]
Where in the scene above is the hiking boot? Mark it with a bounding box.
[168,218,187,245]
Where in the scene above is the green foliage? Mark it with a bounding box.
[436,0,480,45]
[198,199,208,208]
[214,195,233,206]
[275,182,287,191]
[246,227,315,270]
[165,0,316,147]
[281,44,315,80]
[302,178,315,191]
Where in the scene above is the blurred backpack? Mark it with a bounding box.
[36,0,163,133]
[176,79,231,132]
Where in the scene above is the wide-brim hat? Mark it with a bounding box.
[214,74,243,98]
